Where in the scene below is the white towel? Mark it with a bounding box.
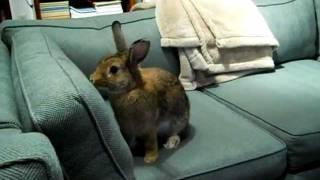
[156,0,279,90]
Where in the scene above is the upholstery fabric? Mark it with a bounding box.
[255,0,317,63]
[285,166,320,180]
[204,60,320,171]
[0,162,48,180]
[314,0,320,59]
[104,91,286,180]
[0,129,63,180]
[6,28,135,180]
[0,40,20,129]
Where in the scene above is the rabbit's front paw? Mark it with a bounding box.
[144,152,158,163]
[164,135,180,149]
[89,74,96,83]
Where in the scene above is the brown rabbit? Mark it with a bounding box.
[90,21,190,163]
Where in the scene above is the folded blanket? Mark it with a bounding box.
[156,0,279,90]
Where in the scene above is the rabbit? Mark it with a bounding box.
[90,21,190,163]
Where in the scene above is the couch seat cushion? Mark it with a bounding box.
[0,129,63,180]
[105,91,286,180]
[204,60,320,171]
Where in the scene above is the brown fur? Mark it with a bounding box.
[90,21,190,163]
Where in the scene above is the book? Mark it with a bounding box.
[42,14,70,20]
[70,6,96,18]
[93,0,122,7]
[70,7,122,18]
[93,1,123,14]
[70,1,123,19]
[40,1,70,20]
[70,6,96,13]
[95,5,123,13]
[41,11,70,18]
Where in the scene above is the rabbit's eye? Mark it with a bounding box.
[110,66,119,75]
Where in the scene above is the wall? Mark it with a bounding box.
[9,0,36,20]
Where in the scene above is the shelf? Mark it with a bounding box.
[34,0,137,20]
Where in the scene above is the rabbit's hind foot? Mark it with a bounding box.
[164,135,180,149]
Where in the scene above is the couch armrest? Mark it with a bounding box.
[7,28,134,180]
[0,129,63,180]
[0,40,20,129]
[314,0,320,59]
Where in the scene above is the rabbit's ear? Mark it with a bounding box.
[112,21,128,52]
[128,39,150,66]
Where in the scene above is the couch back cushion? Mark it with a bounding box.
[1,1,317,72]
[5,28,135,180]
[1,9,179,78]
[0,40,20,130]
[255,0,318,64]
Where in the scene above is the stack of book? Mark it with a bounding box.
[69,6,97,18]
[93,1,123,14]
[70,0,123,19]
[40,1,70,20]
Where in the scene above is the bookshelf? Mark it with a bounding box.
[35,0,70,19]
[34,0,136,20]
[70,1,123,18]
[0,0,11,22]
[122,0,136,12]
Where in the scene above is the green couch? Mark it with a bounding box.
[0,0,319,179]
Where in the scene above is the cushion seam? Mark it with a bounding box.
[0,122,21,129]
[256,0,296,7]
[42,33,130,180]
[200,90,287,148]
[1,16,155,33]
[11,37,42,132]
[175,148,286,180]
[203,89,320,137]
